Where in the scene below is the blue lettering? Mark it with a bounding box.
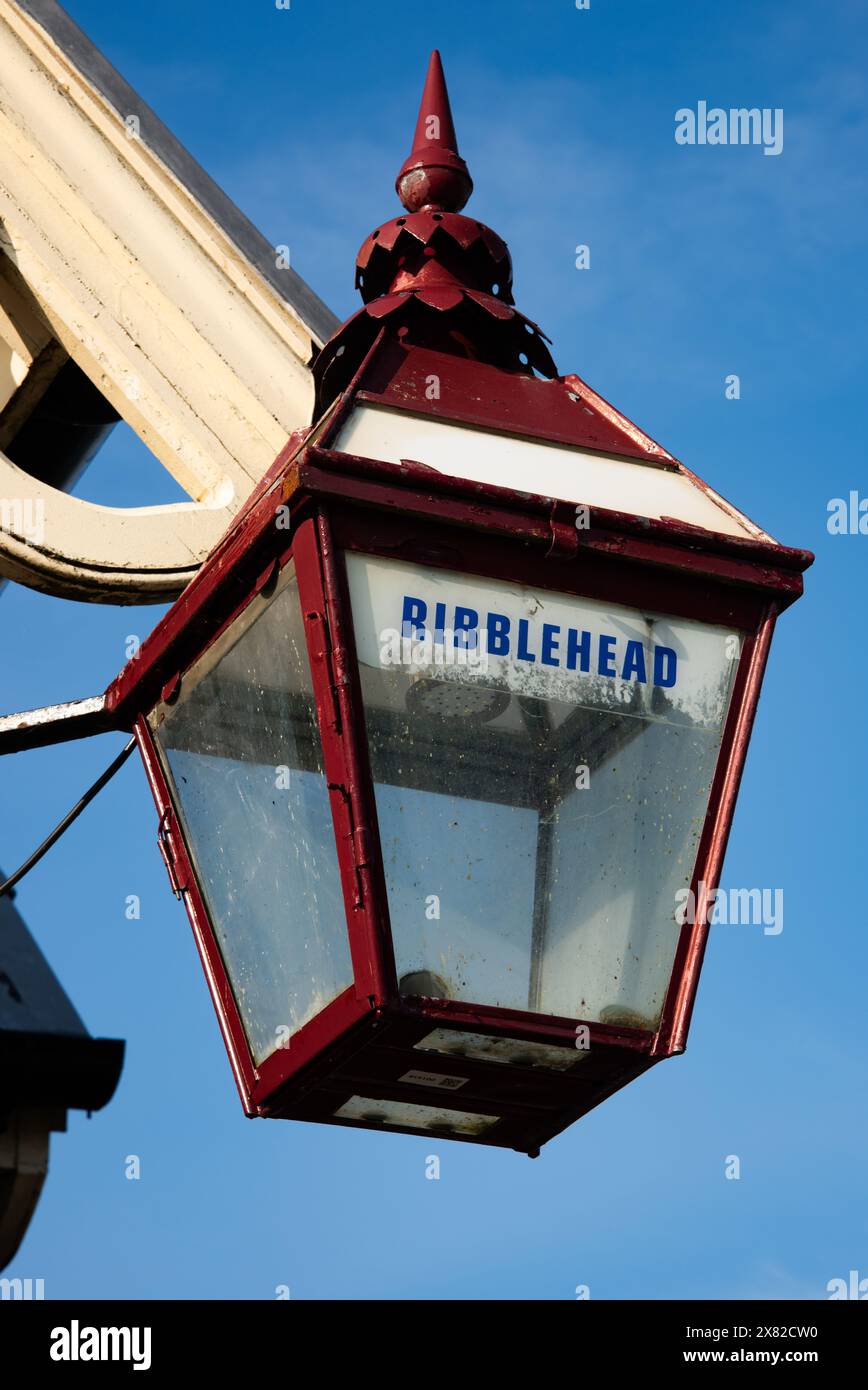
[453,606,479,650]
[517,618,536,663]
[566,629,590,672]
[399,597,675,690]
[486,611,510,656]
[402,595,427,640]
[653,645,677,688]
[621,639,647,683]
[541,623,560,667]
[598,634,617,678]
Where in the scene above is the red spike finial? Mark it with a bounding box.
[396,51,473,213]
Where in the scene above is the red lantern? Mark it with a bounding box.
[104,52,812,1154]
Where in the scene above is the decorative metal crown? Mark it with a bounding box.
[313,51,556,414]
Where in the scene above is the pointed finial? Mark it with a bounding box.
[396,51,473,213]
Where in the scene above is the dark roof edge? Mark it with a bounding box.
[15,0,339,348]
[0,1031,125,1111]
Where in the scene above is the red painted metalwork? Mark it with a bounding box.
[101,52,813,1153]
[353,340,676,465]
[111,440,810,1149]
[104,430,808,731]
[656,607,778,1056]
[395,49,472,213]
[300,444,810,600]
[314,51,556,414]
[294,515,394,1006]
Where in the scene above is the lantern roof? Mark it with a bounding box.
[313,50,558,411]
[310,52,802,547]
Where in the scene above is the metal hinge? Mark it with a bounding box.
[352,825,372,871]
[349,823,373,909]
[157,807,187,899]
[306,609,341,733]
[327,781,372,909]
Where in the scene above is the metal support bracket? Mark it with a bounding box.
[0,694,119,754]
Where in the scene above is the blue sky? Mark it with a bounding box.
[2,0,866,1298]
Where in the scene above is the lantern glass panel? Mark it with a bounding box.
[149,563,352,1065]
[414,1028,588,1071]
[347,554,740,1031]
[334,1094,499,1136]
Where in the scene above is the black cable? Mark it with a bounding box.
[0,737,136,899]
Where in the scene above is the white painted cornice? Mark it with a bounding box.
[0,0,337,601]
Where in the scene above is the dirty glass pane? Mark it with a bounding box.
[347,554,740,1032]
[414,1028,587,1071]
[149,563,350,1065]
[334,1094,499,1136]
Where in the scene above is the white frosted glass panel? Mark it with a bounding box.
[415,1029,587,1071]
[348,553,739,1030]
[150,565,351,1065]
[375,782,537,1009]
[335,404,768,539]
[335,1095,498,1135]
[538,718,718,1026]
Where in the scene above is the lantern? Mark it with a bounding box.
[104,53,812,1154]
